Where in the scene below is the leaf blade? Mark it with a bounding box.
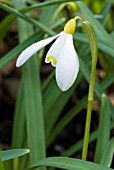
[27,157,113,170]
[0,149,29,161]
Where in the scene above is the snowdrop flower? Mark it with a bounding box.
[16,19,79,91]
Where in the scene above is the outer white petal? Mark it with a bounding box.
[16,33,60,67]
[45,32,67,66]
[56,33,79,91]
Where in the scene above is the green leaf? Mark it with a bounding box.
[63,122,114,157]
[21,0,79,13]
[43,79,61,115]
[12,79,26,148]
[47,95,87,146]
[94,94,110,163]
[77,1,114,46]
[23,59,46,168]
[101,137,114,167]
[0,14,16,42]
[0,0,68,41]
[101,73,114,90]
[74,33,114,58]
[27,157,113,170]
[0,32,43,68]
[0,3,55,36]
[100,1,112,24]
[63,130,98,156]
[12,1,46,170]
[45,73,82,142]
[0,149,29,161]
[0,158,4,170]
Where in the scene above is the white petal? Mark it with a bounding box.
[56,33,79,91]
[16,34,60,67]
[45,32,67,66]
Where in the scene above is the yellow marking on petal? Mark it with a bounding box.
[46,56,57,66]
[64,19,76,34]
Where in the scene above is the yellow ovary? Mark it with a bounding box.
[64,19,76,34]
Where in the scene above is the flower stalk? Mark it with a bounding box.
[74,16,98,160]
[82,60,97,160]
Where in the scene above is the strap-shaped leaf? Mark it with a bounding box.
[0,158,4,170]
[101,138,114,167]
[94,94,110,163]
[0,149,29,161]
[27,157,113,170]
[77,1,114,45]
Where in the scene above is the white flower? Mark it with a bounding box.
[16,19,79,91]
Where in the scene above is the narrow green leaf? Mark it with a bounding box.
[23,59,46,169]
[101,137,114,167]
[45,73,82,142]
[0,14,16,42]
[27,157,113,170]
[42,71,55,92]
[101,73,114,90]
[63,122,114,157]
[77,1,114,46]
[0,158,4,170]
[21,0,79,13]
[63,130,98,157]
[94,94,110,163]
[74,33,114,58]
[0,0,76,41]
[0,0,78,14]
[100,1,112,23]
[12,78,26,148]
[0,0,68,41]
[0,32,43,68]
[12,1,46,170]
[0,3,55,36]
[47,95,87,146]
[43,79,61,115]
[39,3,58,26]
[0,149,29,161]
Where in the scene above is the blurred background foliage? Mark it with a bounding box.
[0,0,114,169]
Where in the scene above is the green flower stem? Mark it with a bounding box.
[82,61,96,160]
[88,60,97,101]
[82,99,93,160]
[74,16,98,160]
